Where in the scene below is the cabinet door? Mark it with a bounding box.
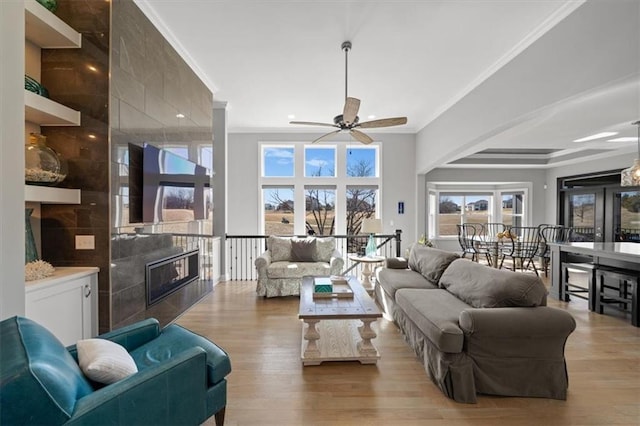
[25,275,96,346]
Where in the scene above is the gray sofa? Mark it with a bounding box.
[255,236,344,297]
[375,244,576,403]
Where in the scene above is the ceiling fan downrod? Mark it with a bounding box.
[342,41,351,101]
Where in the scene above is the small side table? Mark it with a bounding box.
[348,255,385,294]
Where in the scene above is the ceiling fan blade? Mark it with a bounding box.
[312,129,342,144]
[343,97,361,124]
[290,121,338,128]
[350,129,373,145]
[358,117,408,128]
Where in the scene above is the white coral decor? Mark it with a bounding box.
[25,260,55,281]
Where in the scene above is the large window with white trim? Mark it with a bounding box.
[428,186,529,238]
[260,143,381,238]
[437,193,493,236]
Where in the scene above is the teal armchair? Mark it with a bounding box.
[1,316,231,425]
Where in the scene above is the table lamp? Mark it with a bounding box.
[361,218,382,257]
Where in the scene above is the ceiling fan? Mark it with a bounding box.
[290,41,408,144]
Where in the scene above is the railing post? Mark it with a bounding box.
[395,229,402,257]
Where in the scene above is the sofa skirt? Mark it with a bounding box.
[393,307,477,403]
[256,277,301,297]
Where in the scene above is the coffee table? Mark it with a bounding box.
[298,275,382,366]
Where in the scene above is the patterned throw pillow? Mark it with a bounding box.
[291,238,317,262]
[314,237,335,262]
[268,235,292,262]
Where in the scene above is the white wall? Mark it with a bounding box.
[0,0,26,319]
[227,132,417,254]
[415,1,639,174]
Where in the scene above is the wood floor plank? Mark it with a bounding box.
[176,279,640,426]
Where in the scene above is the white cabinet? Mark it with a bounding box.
[25,267,98,346]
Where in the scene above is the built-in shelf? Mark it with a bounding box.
[25,90,81,126]
[25,0,82,49]
[25,185,81,204]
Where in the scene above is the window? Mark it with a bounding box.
[259,143,381,237]
[437,194,492,236]
[347,147,377,177]
[501,192,524,228]
[305,147,335,177]
[428,185,530,238]
[305,187,335,235]
[263,187,294,235]
[263,146,294,177]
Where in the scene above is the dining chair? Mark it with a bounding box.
[538,225,573,277]
[484,223,507,238]
[463,222,493,265]
[456,223,478,261]
[499,226,541,276]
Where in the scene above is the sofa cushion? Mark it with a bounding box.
[408,245,459,285]
[267,261,332,278]
[314,237,335,262]
[395,289,466,353]
[376,267,437,299]
[291,238,317,262]
[439,258,548,308]
[268,236,292,262]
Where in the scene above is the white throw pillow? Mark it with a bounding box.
[76,338,138,384]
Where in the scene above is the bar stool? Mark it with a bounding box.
[595,267,639,327]
[561,262,596,311]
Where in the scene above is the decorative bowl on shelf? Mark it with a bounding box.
[25,75,49,98]
[25,133,67,186]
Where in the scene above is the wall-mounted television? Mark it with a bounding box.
[128,143,212,224]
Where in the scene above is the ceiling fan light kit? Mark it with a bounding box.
[290,41,407,144]
[620,120,640,187]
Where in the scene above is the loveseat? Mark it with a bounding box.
[0,316,231,425]
[255,235,344,297]
[375,244,576,403]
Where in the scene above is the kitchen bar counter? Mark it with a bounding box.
[548,242,640,299]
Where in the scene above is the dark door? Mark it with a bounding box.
[561,188,605,242]
[610,189,640,242]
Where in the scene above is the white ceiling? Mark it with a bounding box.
[135,0,639,168]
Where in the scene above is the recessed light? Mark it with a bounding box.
[176,113,185,118]
[367,115,376,120]
[573,132,618,142]
[287,114,296,120]
[87,65,98,72]
[607,137,638,142]
[88,134,96,139]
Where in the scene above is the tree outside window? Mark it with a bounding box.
[305,147,335,177]
[305,188,335,235]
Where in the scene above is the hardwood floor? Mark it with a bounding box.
[177,278,640,426]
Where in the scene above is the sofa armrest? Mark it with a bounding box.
[255,250,272,272]
[67,318,161,357]
[459,307,576,358]
[385,257,408,269]
[329,249,344,271]
[68,347,208,425]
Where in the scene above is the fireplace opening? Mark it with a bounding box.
[146,249,199,306]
